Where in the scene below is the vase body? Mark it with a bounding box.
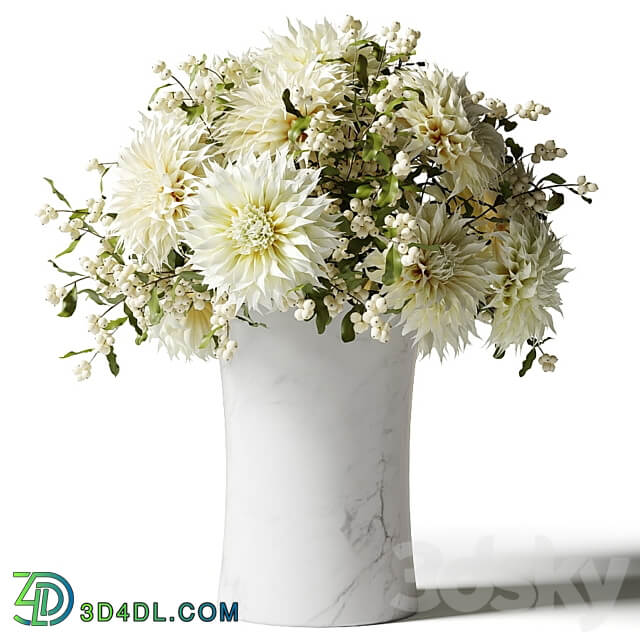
[218,311,417,626]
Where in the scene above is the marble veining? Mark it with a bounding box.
[218,310,418,626]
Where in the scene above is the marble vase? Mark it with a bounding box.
[218,310,418,626]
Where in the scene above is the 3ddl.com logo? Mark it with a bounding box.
[13,572,74,626]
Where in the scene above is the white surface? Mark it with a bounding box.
[1,0,639,638]
[219,312,416,625]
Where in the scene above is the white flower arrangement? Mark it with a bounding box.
[39,16,596,381]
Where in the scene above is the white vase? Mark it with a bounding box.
[218,310,418,626]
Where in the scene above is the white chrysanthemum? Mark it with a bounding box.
[367,202,494,358]
[112,112,210,269]
[259,19,354,72]
[218,63,345,160]
[398,67,502,195]
[150,303,216,360]
[488,212,571,349]
[184,151,338,311]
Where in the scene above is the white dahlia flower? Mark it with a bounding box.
[150,303,216,360]
[112,112,210,270]
[488,212,571,349]
[367,202,494,358]
[218,63,345,160]
[399,67,502,196]
[184,151,338,311]
[259,19,356,73]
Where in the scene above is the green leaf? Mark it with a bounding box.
[386,53,406,65]
[339,268,365,291]
[55,236,81,258]
[315,300,330,335]
[180,101,204,124]
[199,330,214,349]
[322,166,339,177]
[199,327,221,349]
[43,177,71,208]
[376,151,392,172]
[383,97,406,115]
[403,86,427,107]
[356,54,368,89]
[493,345,505,359]
[281,88,302,118]
[354,184,375,199]
[543,173,566,185]
[518,348,536,377]
[106,349,120,377]
[361,101,376,115]
[48,259,82,277]
[177,270,204,282]
[362,131,382,162]
[372,235,387,251]
[135,331,148,346]
[288,115,310,143]
[104,317,127,330]
[547,192,565,211]
[370,77,388,94]
[105,235,119,251]
[376,175,399,208]
[341,311,356,343]
[354,39,384,61]
[166,248,185,270]
[499,181,513,199]
[78,288,106,305]
[60,348,93,359]
[409,242,441,252]
[286,283,308,294]
[501,118,518,132]
[148,287,163,326]
[58,284,78,318]
[505,137,523,160]
[148,83,172,105]
[82,221,99,236]
[123,304,143,335]
[382,245,402,285]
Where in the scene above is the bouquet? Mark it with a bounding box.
[38,17,596,381]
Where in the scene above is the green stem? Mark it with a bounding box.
[171,75,213,136]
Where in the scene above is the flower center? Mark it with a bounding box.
[230,204,276,254]
[412,243,457,283]
[150,170,187,219]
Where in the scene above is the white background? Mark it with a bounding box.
[1,0,639,638]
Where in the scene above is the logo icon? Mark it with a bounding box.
[13,572,74,626]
